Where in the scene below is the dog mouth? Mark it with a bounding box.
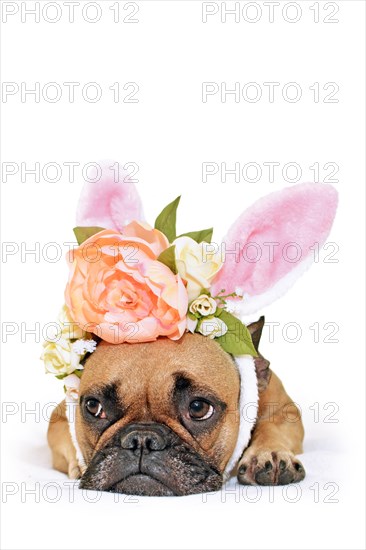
[79,443,223,496]
[79,453,222,496]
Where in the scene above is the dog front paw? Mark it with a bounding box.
[237,450,305,486]
[68,460,82,480]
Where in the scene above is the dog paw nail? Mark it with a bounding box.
[294,462,303,472]
[264,460,273,472]
[279,460,287,471]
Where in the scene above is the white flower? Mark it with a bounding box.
[63,374,81,401]
[72,338,97,355]
[41,338,82,375]
[235,287,244,297]
[72,340,87,355]
[225,300,241,315]
[189,294,217,317]
[173,236,223,301]
[198,316,228,339]
[84,339,97,353]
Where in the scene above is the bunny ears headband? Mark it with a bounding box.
[42,164,338,476]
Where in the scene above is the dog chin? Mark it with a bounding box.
[111,474,176,497]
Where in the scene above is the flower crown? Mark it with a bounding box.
[41,169,338,401]
[42,196,258,398]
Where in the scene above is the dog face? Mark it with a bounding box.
[76,333,241,496]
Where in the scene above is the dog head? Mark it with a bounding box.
[76,318,271,496]
[77,332,242,496]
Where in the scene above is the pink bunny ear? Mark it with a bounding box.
[76,161,144,231]
[211,183,338,315]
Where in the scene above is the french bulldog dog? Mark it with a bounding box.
[46,176,337,496]
[48,317,305,496]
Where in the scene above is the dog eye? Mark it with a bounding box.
[188,399,214,421]
[85,399,105,418]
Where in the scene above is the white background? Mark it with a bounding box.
[1,1,365,549]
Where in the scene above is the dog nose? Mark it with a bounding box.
[120,423,169,453]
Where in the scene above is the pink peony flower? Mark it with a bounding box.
[65,221,188,343]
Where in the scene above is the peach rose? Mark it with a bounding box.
[65,221,188,343]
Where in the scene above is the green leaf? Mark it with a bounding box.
[73,226,105,245]
[154,196,181,242]
[177,228,213,244]
[157,245,178,274]
[216,310,258,357]
[215,307,225,317]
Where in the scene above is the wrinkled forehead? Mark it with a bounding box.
[80,333,240,404]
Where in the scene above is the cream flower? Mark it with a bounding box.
[58,304,85,340]
[173,237,223,301]
[42,338,82,375]
[187,316,198,333]
[41,305,94,376]
[189,294,217,316]
[63,373,81,401]
[198,316,228,339]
